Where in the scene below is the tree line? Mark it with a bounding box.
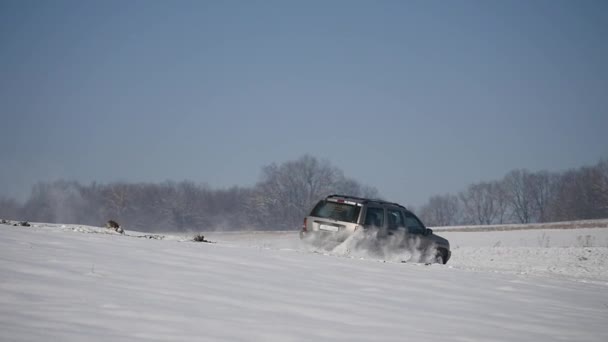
[418,159,608,227]
[0,155,377,232]
[2,156,607,231]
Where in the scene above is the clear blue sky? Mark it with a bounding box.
[1,0,607,206]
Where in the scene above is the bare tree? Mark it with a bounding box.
[550,164,608,221]
[551,169,581,221]
[419,194,460,227]
[103,182,133,221]
[334,178,380,199]
[503,169,536,223]
[164,181,207,231]
[580,163,608,219]
[490,180,510,224]
[248,155,377,230]
[459,182,499,225]
[249,155,339,229]
[596,160,608,214]
[124,183,165,231]
[528,171,558,222]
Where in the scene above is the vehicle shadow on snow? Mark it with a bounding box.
[302,229,439,264]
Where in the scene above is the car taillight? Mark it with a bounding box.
[302,218,307,232]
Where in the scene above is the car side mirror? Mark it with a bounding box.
[425,228,433,236]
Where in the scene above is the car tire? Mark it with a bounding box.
[435,249,447,264]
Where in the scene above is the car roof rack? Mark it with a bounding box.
[326,194,407,210]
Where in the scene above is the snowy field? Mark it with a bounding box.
[1,221,608,341]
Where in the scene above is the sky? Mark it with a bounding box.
[1,0,607,207]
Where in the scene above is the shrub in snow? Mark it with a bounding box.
[193,234,210,243]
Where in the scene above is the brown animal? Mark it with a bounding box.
[106,220,120,229]
[106,220,124,234]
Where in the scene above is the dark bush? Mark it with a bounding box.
[193,234,210,243]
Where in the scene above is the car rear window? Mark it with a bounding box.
[310,200,361,223]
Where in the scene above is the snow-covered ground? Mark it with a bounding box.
[1,221,607,341]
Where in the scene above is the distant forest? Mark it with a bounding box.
[417,159,608,227]
[0,155,378,232]
[1,156,607,231]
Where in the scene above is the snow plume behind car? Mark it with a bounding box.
[303,228,439,264]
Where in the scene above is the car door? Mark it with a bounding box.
[403,211,433,249]
[363,206,385,229]
[386,208,406,235]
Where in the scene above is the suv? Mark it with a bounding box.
[300,194,451,264]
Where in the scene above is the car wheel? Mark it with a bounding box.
[435,250,447,264]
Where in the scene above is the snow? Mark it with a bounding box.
[1,222,608,341]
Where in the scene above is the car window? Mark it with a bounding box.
[387,209,405,230]
[364,207,384,227]
[404,212,425,234]
[310,201,361,223]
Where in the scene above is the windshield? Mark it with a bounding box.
[310,201,361,223]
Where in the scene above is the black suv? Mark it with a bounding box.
[300,194,451,264]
